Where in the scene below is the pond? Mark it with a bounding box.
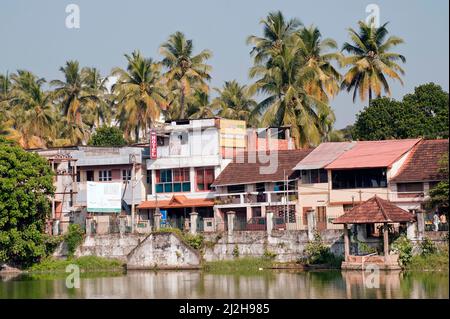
[0,270,448,299]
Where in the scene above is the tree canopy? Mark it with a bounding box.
[88,126,126,147]
[352,83,449,140]
[0,138,54,267]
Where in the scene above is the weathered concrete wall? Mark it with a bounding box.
[127,233,201,269]
[203,230,345,262]
[53,234,146,261]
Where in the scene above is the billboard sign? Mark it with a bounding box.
[86,182,122,213]
[150,130,157,159]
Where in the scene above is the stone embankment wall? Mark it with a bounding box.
[127,232,201,269]
[203,230,345,262]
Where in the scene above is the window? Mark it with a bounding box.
[155,168,190,193]
[397,183,424,192]
[256,183,265,192]
[86,170,94,182]
[300,169,328,184]
[146,170,152,184]
[76,171,81,183]
[122,169,132,181]
[227,184,245,193]
[99,170,112,181]
[274,180,296,191]
[332,168,387,190]
[343,204,355,212]
[196,167,214,191]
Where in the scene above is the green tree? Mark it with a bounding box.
[112,51,166,142]
[212,80,257,125]
[248,11,338,147]
[428,154,449,211]
[0,138,54,267]
[160,31,212,119]
[88,126,126,147]
[341,20,406,104]
[353,83,449,140]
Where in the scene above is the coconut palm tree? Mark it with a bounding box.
[83,67,112,129]
[7,70,56,148]
[50,60,99,128]
[298,26,342,102]
[112,50,166,142]
[212,80,257,125]
[341,20,406,104]
[249,35,332,147]
[247,10,302,65]
[160,31,212,119]
[187,91,216,119]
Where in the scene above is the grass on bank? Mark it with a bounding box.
[204,257,276,274]
[28,256,125,273]
[405,251,449,271]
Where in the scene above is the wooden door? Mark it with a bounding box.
[316,206,327,231]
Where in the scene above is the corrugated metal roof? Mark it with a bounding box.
[325,139,421,170]
[293,142,356,170]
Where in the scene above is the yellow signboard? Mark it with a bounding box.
[219,119,246,148]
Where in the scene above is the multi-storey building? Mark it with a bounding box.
[212,149,312,231]
[294,139,422,230]
[34,146,147,234]
[137,118,294,231]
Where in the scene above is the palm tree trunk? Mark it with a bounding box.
[368,88,372,106]
[180,89,186,119]
[134,126,140,143]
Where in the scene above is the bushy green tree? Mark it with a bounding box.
[88,126,126,147]
[353,83,449,140]
[0,138,54,267]
[428,154,449,210]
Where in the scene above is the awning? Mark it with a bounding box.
[138,195,214,209]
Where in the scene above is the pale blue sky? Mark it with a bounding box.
[1,0,448,128]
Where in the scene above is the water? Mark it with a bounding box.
[0,270,448,299]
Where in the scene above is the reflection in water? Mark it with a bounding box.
[0,270,448,299]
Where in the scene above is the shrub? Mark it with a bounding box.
[43,234,64,256]
[305,232,340,266]
[184,234,204,250]
[263,249,277,260]
[420,237,437,256]
[232,245,240,258]
[64,224,84,257]
[391,234,413,267]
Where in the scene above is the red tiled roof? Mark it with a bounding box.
[332,196,415,224]
[325,139,421,169]
[391,139,449,182]
[138,195,214,209]
[212,149,313,186]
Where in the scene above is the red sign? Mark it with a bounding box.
[150,131,157,159]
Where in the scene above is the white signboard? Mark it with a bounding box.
[86,182,122,213]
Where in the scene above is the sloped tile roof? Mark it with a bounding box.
[138,195,214,209]
[212,149,313,186]
[325,139,421,169]
[332,196,415,224]
[391,139,449,182]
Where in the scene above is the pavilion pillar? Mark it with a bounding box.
[343,224,350,262]
[383,223,389,262]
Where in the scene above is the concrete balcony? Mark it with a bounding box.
[214,190,298,208]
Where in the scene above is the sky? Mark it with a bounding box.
[1,0,448,129]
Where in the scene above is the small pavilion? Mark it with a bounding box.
[333,195,415,270]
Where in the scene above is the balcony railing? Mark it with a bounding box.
[214,190,298,206]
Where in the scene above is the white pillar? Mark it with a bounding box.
[85,217,92,236]
[190,212,198,234]
[307,209,316,241]
[246,206,252,221]
[416,210,425,240]
[153,210,161,231]
[266,211,274,235]
[407,222,416,240]
[227,211,235,236]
